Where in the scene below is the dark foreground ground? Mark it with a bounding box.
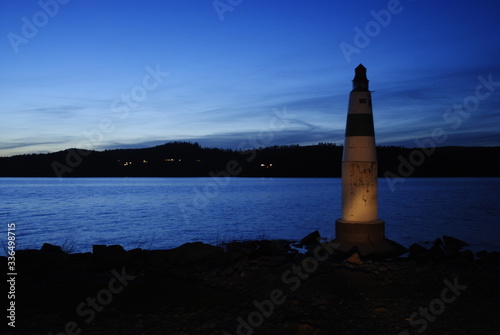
[3,235,500,335]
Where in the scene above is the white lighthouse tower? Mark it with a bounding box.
[334,65,402,255]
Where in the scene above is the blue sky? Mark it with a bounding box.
[1,0,499,156]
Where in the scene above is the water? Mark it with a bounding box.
[0,177,499,254]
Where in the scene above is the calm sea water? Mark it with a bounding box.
[1,177,499,254]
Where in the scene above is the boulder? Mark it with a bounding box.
[443,235,469,251]
[17,249,46,272]
[283,320,329,335]
[408,243,431,259]
[346,252,363,265]
[300,230,320,246]
[108,244,126,254]
[475,250,488,260]
[41,243,63,253]
[429,245,444,258]
[92,244,126,259]
[458,249,474,261]
[39,243,68,267]
[433,238,443,248]
[258,240,290,256]
[486,251,500,264]
[166,242,224,265]
[226,241,255,261]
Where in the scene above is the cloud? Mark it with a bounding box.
[109,123,343,151]
[0,140,71,156]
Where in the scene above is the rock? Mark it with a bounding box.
[346,252,363,264]
[443,235,469,251]
[334,239,408,259]
[486,251,500,264]
[300,230,321,246]
[16,249,40,257]
[109,244,125,251]
[41,243,63,253]
[226,241,254,261]
[16,249,46,272]
[433,237,444,247]
[258,240,290,256]
[312,298,329,306]
[408,243,431,259]
[166,242,224,265]
[297,322,327,335]
[92,244,126,257]
[476,250,488,260]
[374,238,409,259]
[219,266,235,277]
[92,244,107,256]
[39,243,68,267]
[458,249,474,261]
[283,320,328,335]
[429,244,445,258]
[92,245,127,266]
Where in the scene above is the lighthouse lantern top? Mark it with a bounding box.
[352,64,369,91]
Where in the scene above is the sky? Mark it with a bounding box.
[1,0,500,157]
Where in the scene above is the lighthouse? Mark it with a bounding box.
[334,64,403,255]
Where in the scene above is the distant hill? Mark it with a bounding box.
[0,142,499,178]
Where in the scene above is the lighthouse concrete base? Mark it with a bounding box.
[334,219,407,257]
[335,219,385,242]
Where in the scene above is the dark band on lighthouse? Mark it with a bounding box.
[345,113,375,137]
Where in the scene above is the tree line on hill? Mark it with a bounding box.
[0,141,499,178]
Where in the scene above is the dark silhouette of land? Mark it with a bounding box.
[0,142,499,177]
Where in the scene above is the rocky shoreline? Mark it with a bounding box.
[3,233,500,335]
